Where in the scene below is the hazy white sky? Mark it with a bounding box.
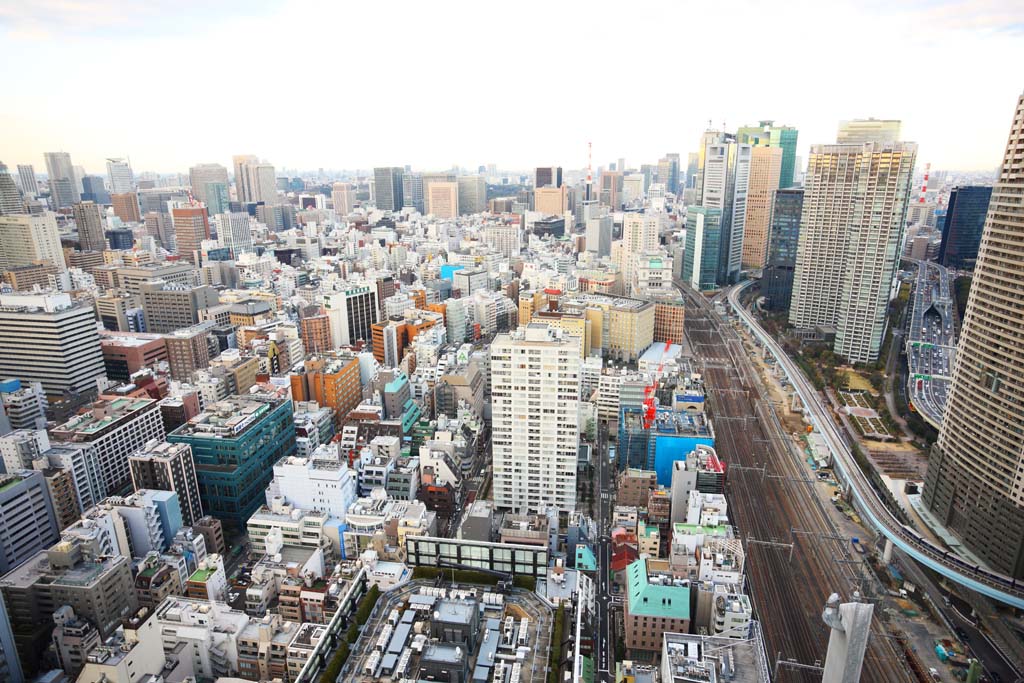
[1,0,1022,176]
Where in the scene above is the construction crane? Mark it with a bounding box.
[642,339,673,428]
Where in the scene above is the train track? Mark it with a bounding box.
[681,283,913,682]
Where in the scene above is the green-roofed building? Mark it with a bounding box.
[624,559,690,653]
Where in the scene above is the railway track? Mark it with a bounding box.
[683,287,913,682]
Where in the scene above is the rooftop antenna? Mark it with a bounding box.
[587,141,592,184]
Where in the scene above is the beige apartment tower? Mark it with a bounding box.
[740,146,782,269]
[923,93,1024,577]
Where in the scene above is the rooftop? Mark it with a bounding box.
[170,393,283,439]
[626,558,690,620]
[52,398,156,438]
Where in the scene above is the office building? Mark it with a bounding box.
[790,125,917,363]
[233,155,279,205]
[164,325,213,381]
[0,212,66,271]
[217,211,254,255]
[586,214,612,257]
[189,163,229,207]
[51,396,164,496]
[938,185,993,270]
[740,146,782,269]
[105,158,133,193]
[116,261,197,294]
[171,206,210,263]
[374,167,404,211]
[535,185,568,215]
[700,134,751,285]
[762,188,804,312]
[141,280,219,333]
[600,170,623,209]
[289,354,363,424]
[0,383,46,431]
[323,284,378,348]
[72,201,106,252]
[427,181,459,218]
[836,118,901,144]
[331,182,355,215]
[99,332,168,380]
[17,164,38,198]
[0,163,21,215]
[0,471,59,575]
[923,94,1024,577]
[44,151,79,207]
[535,166,562,188]
[736,120,799,189]
[110,191,141,223]
[492,323,581,512]
[658,154,681,194]
[452,269,489,297]
[682,207,722,292]
[0,292,104,398]
[457,175,486,215]
[129,441,203,526]
[80,175,110,204]
[624,559,691,652]
[167,391,296,526]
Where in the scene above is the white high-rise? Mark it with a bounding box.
[616,212,660,288]
[332,182,355,215]
[0,212,66,271]
[189,163,229,206]
[491,322,581,513]
[233,155,279,205]
[700,135,751,285]
[790,122,917,363]
[105,158,134,193]
[17,164,39,198]
[216,212,254,255]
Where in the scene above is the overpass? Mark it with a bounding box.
[721,279,1024,609]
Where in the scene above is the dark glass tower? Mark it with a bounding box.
[938,185,993,270]
[762,188,804,311]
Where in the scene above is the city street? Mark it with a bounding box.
[593,420,614,682]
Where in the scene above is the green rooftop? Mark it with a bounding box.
[626,559,689,620]
[189,567,215,583]
[638,521,659,538]
[672,522,729,537]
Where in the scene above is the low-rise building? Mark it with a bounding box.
[624,558,691,653]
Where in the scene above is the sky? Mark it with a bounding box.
[1,0,1022,177]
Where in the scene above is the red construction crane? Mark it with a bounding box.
[642,339,673,428]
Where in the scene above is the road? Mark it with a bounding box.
[905,259,957,429]
[728,279,1024,609]
[678,280,912,682]
[593,420,614,682]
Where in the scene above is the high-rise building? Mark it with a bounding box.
[700,134,751,285]
[72,201,106,252]
[129,441,203,526]
[741,146,782,269]
[0,162,22,215]
[110,191,141,223]
[373,167,404,211]
[43,152,79,207]
[0,293,104,398]
[535,166,562,189]
[923,94,1024,577]
[789,126,917,363]
[586,215,612,257]
[600,171,623,209]
[171,206,210,263]
[534,185,567,215]
[427,181,459,218]
[938,186,993,271]
[233,156,278,205]
[141,281,218,334]
[167,392,295,525]
[188,163,229,207]
[683,207,722,292]
[457,175,486,215]
[491,323,581,512]
[323,284,379,348]
[402,173,424,212]
[105,158,133,193]
[331,182,355,215]
[736,121,799,189]
[216,211,253,255]
[164,325,213,380]
[17,164,38,198]
[762,188,804,312]
[658,154,681,194]
[836,118,901,144]
[80,175,110,204]
[0,212,66,271]
[0,471,59,575]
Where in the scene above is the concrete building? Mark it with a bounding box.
[110,192,141,223]
[331,182,355,215]
[373,167,404,212]
[323,284,378,348]
[72,201,107,253]
[737,120,800,189]
[217,211,254,255]
[492,323,581,512]
[836,118,901,144]
[0,212,66,272]
[923,94,1024,577]
[129,441,203,526]
[164,324,213,381]
[141,280,219,333]
[171,206,210,263]
[167,391,295,526]
[560,293,655,362]
[116,261,198,294]
[189,163,229,207]
[682,206,722,292]
[740,146,782,269]
[624,558,691,652]
[427,181,459,218]
[586,214,613,257]
[457,175,486,215]
[0,471,59,574]
[0,292,104,399]
[0,380,46,430]
[17,163,38,197]
[265,449,357,520]
[790,128,917,363]
[105,158,133,193]
[99,333,167,382]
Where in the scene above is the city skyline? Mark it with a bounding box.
[2,1,1023,173]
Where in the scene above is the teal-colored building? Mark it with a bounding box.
[683,207,722,292]
[737,120,799,189]
[167,393,295,527]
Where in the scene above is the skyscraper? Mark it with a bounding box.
[323,284,379,348]
[923,93,1024,577]
[836,118,901,144]
[736,121,799,189]
[599,171,623,209]
[17,164,38,198]
[0,212,66,271]
[401,173,424,212]
[658,154,680,194]
[741,146,782,269]
[937,186,993,270]
[683,206,722,291]
[427,181,458,218]
[0,163,21,215]
[189,163,229,208]
[80,176,110,205]
[700,134,751,285]
[331,182,355,215]
[110,192,141,223]
[216,212,253,255]
[171,206,211,263]
[457,175,486,215]
[233,156,278,205]
[492,323,581,512]
[105,158,133,193]
[43,152,78,207]
[586,215,612,257]
[762,188,804,312]
[72,201,106,252]
[790,123,916,363]
[535,166,562,189]
[129,442,203,526]
[373,167,404,211]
